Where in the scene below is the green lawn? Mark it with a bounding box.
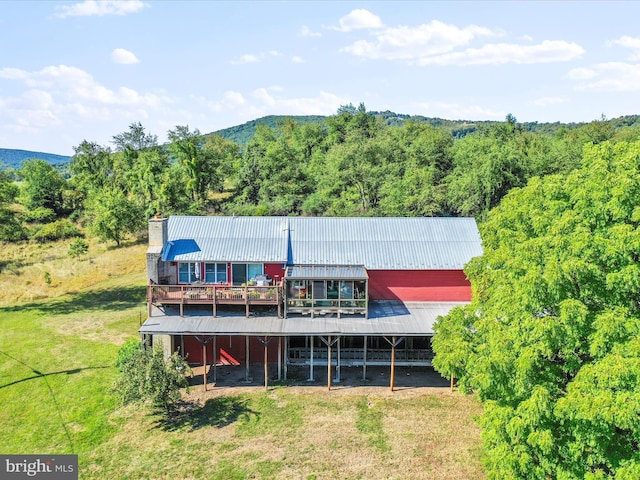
[0,241,485,479]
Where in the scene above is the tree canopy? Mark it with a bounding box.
[433,140,640,479]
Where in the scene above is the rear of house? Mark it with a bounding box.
[140,215,482,385]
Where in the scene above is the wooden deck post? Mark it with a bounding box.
[203,342,207,392]
[264,338,269,391]
[362,335,367,380]
[335,336,341,383]
[213,286,217,317]
[245,285,249,317]
[245,336,250,382]
[327,335,332,391]
[277,337,282,381]
[283,336,288,381]
[390,336,396,392]
[213,335,217,383]
[308,336,315,381]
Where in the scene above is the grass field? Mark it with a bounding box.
[0,238,486,479]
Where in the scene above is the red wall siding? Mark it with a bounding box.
[367,270,471,302]
[181,335,283,365]
[263,263,285,284]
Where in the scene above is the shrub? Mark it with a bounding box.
[0,209,27,241]
[115,338,141,371]
[31,219,82,243]
[113,341,191,414]
[22,207,57,224]
[68,238,89,258]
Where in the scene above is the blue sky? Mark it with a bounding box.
[1,1,639,155]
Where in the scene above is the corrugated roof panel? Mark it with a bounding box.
[161,215,482,270]
[139,301,467,336]
[286,265,368,279]
[164,216,289,263]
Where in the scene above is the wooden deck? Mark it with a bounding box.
[148,284,283,317]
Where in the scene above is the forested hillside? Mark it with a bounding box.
[210,110,640,147]
[0,148,71,171]
[1,104,640,247]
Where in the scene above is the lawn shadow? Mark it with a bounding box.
[155,396,256,432]
[0,365,111,389]
[0,285,146,315]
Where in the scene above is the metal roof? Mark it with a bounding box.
[162,216,482,270]
[286,265,368,280]
[139,301,467,336]
[163,216,289,263]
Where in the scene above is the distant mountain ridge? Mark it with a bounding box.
[2,112,639,170]
[0,148,71,170]
[208,112,640,146]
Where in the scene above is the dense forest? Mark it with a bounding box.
[2,104,640,478]
[1,103,640,247]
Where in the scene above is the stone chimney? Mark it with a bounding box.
[148,216,168,248]
[147,217,168,284]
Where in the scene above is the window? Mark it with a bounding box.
[290,280,312,299]
[205,263,227,283]
[231,263,264,285]
[178,262,200,283]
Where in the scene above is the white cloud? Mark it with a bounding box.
[299,25,321,38]
[291,56,304,63]
[415,40,584,66]
[412,101,507,120]
[332,9,383,32]
[55,0,148,18]
[341,20,501,60]
[229,51,285,65]
[0,64,171,128]
[568,62,640,91]
[0,64,178,153]
[609,35,640,61]
[340,16,583,67]
[566,67,596,80]
[208,87,347,118]
[230,53,261,65]
[532,96,567,107]
[207,90,247,112]
[111,48,140,64]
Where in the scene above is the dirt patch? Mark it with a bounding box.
[185,363,454,401]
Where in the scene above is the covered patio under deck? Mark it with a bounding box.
[139,301,465,391]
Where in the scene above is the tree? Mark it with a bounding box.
[69,140,113,192]
[445,118,530,219]
[433,141,640,479]
[167,125,222,204]
[85,189,145,246]
[19,159,66,214]
[112,121,158,153]
[113,339,191,414]
[0,170,25,241]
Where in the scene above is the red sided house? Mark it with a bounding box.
[140,215,482,387]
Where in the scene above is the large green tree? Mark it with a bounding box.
[19,159,67,214]
[167,126,225,204]
[69,140,113,193]
[0,170,24,241]
[85,188,145,246]
[433,141,640,479]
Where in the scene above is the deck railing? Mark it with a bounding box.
[288,347,433,366]
[148,284,283,317]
